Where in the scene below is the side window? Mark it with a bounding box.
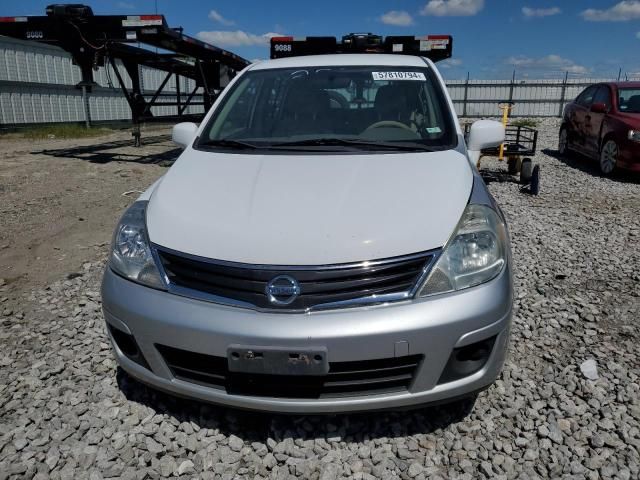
[576,86,598,107]
[592,86,611,109]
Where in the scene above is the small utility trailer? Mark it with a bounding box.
[465,123,541,195]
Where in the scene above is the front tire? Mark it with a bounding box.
[599,139,618,175]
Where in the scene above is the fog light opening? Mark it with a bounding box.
[107,324,150,370]
[438,336,496,385]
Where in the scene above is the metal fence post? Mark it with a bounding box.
[508,70,515,104]
[81,84,91,128]
[558,71,568,118]
[176,73,181,117]
[463,72,469,117]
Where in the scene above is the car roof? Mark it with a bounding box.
[613,81,640,88]
[599,81,640,89]
[249,54,431,71]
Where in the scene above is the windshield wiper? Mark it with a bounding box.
[270,138,437,151]
[198,139,259,150]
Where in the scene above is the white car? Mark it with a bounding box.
[102,34,512,412]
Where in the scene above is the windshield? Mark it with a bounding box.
[619,88,640,113]
[197,65,456,152]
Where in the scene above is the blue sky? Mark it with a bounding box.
[9,0,640,79]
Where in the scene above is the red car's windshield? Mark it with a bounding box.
[618,88,640,114]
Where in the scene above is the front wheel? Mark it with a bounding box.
[599,139,618,175]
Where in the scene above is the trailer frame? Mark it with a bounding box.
[0,4,249,145]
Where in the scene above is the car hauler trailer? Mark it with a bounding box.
[0,4,249,145]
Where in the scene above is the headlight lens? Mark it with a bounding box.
[628,130,640,143]
[109,201,165,289]
[418,204,507,297]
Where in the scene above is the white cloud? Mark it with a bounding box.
[581,1,640,21]
[440,58,463,68]
[506,54,589,75]
[380,10,414,26]
[197,30,283,47]
[208,10,235,26]
[421,0,484,16]
[522,6,561,18]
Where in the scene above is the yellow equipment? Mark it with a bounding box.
[498,103,513,161]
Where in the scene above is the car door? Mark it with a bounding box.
[584,85,612,156]
[569,85,598,154]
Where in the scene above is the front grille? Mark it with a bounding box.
[157,344,422,398]
[156,248,434,311]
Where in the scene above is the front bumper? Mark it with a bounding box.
[101,265,513,413]
[618,140,640,172]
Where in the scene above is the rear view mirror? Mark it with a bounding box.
[590,102,607,113]
[172,122,198,148]
[467,120,505,152]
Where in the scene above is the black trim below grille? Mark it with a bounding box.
[156,248,434,311]
[157,344,422,398]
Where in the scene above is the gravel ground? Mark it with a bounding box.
[0,126,172,291]
[1,117,639,479]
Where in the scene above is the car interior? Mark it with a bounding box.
[208,68,452,145]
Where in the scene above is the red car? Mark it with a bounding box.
[559,81,640,174]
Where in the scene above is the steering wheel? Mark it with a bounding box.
[362,120,414,133]
[327,91,349,109]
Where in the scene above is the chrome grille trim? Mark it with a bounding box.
[152,244,440,313]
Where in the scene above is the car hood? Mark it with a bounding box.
[146,148,473,265]
[616,112,640,128]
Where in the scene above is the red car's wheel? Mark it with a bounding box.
[599,139,618,175]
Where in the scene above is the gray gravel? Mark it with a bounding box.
[1,117,640,479]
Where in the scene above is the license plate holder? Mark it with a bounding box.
[227,345,328,376]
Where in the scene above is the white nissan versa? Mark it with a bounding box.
[102,35,512,413]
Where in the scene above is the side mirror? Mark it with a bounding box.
[172,122,198,148]
[590,102,607,114]
[467,120,505,152]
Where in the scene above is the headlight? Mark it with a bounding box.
[417,204,508,297]
[109,201,165,289]
[628,130,640,143]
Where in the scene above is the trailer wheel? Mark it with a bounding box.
[530,165,540,195]
[520,158,533,184]
[507,157,518,174]
[558,127,570,157]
